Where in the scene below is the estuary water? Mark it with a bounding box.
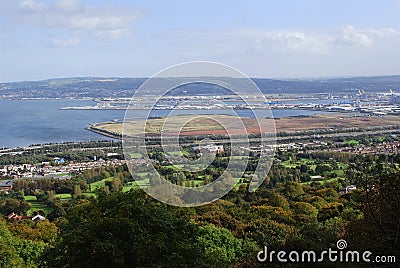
[0,99,324,148]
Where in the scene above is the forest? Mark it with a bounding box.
[0,148,399,267]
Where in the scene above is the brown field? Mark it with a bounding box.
[88,113,400,138]
[275,114,400,132]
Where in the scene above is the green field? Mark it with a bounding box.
[302,177,341,185]
[23,195,36,201]
[164,164,209,171]
[164,164,185,171]
[282,157,317,170]
[167,151,190,157]
[89,177,114,190]
[121,177,240,190]
[55,193,72,200]
[122,179,150,192]
[281,156,347,185]
[84,192,97,197]
[24,196,52,215]
[345,139,360,145]
[129,153,143,159]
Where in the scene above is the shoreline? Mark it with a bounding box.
[0,140,120,156]
[2,113,400,151]
[85,124,122,140]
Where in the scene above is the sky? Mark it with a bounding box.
[1,0,400,82]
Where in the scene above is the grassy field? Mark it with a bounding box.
[129,153,143,159]
[98,115,230,136]
[282,157,317,170]
[167,151,190,157]
[91,113,400,139]
[281,157,347,185]
[24,196,52,215]
[89,177,114,190]
[345,139,360,145]
[302,177,341,185]
[121,177,241,190]
[23,195,36,201]
[122,178,150,192]
[92,114,275,137]
[164,164,185,170]
[55,193,72,200]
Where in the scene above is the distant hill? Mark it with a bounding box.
[0,77,146,99]
[1,75,400,99]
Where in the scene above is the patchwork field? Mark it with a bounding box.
[24,193,90,216]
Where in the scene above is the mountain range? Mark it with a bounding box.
[1,75,400,99]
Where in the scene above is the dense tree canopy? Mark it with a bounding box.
[41,191,257,267]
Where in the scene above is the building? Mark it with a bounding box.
[8,212,22,221]
[0,180,13,192]
[346,185,357,193]
[192,145,224,154]
[32,214,46,222]
[53,157,65,164]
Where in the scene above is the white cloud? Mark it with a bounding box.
[249,26,400,54]
[7,0,140,45]
[165,25,400,57]
[339,25,374,47]
[151,25,400,78]
[257,30,332,54]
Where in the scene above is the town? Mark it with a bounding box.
[59,90,400,116]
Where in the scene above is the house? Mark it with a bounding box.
[0,180,13,192]
[7,212,22,221]
[53,157,65,164]
[346,185,357,193]
[192,145,224,154]
[32,214,46,222]
[310,175,323,181]
[8,212,17,220]
[8,212,44,221]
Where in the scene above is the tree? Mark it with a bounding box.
[281,181,305,201]
[315,164,331,174]
[0,197,31,215]
[197,225,257,267]
[299,164,308,173]
[0,219,44,268]
[346,158,400,258]
[0,220,24,267]
[41,190,205,268]
[7,220,58,244]
[212,172,235,197]
[292,202,318,222]
[318,202,343,222]
[245,219,294,248]
[106,177,123,192]
[316,188,339,202]
[73,184,82,196]
[267,192,290,210]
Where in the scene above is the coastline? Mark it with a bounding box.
[86,124,122,140]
